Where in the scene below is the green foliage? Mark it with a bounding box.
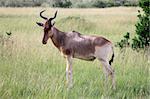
[132,0,150,50]
[116,32,130,49]
[0,0,138,7]
[92,0,108,8]
[0,0,42,7]
[73,2,92,8]
[117,0,150,51]
[139,0,150,14]
[52,0,72,8]
[124,0,138,6]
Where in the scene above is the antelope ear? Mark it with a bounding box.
[36,22,44,27]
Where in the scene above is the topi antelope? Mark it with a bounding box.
[36,10,115,89]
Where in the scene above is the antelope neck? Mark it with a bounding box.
[50,27,64,50]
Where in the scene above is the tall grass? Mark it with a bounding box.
[0,7,149,99]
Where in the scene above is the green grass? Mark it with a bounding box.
[0,7,149,99]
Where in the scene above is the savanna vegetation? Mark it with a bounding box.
[0,0,138,8]
[117,0,150,51]
[0,7,149,99]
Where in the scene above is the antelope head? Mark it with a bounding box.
[36,10,57,44]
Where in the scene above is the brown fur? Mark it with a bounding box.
[50,27,110,61]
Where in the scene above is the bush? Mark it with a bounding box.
[116,32,130,49]
[41,2,50,7]
[0,0,138,7]
[92,1,107,8]
[117,0,150,51]
[52,0,72,8]
[124,0,138,6]
[73,2,92,8]
[132,0,150,50]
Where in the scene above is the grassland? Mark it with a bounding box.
[0,7,149,99]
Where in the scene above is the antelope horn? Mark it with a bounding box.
[49,11,58,21]
[40,10,48,20]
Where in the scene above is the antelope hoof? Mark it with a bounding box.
[68,83,73,89]
[112,85,116,90]
[66,81,73,89]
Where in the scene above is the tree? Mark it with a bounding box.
[132,0,150,50]
[117,0,150,51]
[52,0,72,8]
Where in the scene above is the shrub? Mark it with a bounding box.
[41,2,50,7]
[52,0,72,8]
[0,0,138,7]
[92,1,107,8]
[132,0,150,50]
[117,0,150,51]
[116,32,130,49]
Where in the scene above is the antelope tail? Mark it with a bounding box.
[109,48,114,65]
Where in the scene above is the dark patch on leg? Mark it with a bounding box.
[63,49,72,55]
